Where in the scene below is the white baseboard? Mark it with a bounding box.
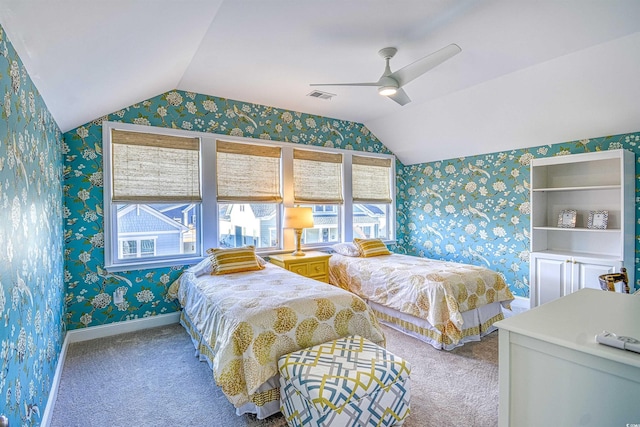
[41,312,181,427]
[65,311,181,343]
[41,331,71,427]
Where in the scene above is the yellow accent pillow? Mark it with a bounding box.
[207,246,264,275]
[353,238,391,257]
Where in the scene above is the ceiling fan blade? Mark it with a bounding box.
[310,82,380,87]
[390,43,461,87]
[388,88,411,106]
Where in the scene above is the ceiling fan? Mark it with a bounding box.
[310,44,461,106]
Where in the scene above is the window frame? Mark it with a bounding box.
[103,121,396,271]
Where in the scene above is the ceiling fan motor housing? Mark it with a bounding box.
[378,47,398,60]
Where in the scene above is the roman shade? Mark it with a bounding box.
[352,155,392,203]
[293,149,343,204]
[216,141,283,202]
[111,129,201,203]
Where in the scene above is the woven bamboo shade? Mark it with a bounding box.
[111,130,201,203]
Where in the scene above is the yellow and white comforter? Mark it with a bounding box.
[329,253,513,345]
[168,263,385,408]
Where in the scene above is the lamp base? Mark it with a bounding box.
[292,228,306,256]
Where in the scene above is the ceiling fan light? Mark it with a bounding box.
[378,86,397,96]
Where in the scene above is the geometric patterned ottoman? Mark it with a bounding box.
[278,335,411,426]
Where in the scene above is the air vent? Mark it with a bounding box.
[307,90,336,100]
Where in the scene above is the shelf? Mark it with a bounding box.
[532,227,620,233]
[531,185,620,192]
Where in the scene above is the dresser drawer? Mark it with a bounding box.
[289,263,309,276]
[308,260,328,276]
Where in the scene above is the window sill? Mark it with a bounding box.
[105,239,397,273]
[105,256,203,273]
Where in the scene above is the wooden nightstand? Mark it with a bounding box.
[269,251,331,283]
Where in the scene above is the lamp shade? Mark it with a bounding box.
[284,207,314,229]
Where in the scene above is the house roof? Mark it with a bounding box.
[117,204,189,233]
[1,1,639,164]
[250,204,276,220]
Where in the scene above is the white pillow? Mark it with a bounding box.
[332,242,361,257]
[186,257,213,276]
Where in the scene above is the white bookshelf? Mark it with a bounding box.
[529,149,635,307]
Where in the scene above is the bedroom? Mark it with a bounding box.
[1,1,639,426]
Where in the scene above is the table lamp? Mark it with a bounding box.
[284,207,314,256]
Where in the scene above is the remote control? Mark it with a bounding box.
[595,331,640,354]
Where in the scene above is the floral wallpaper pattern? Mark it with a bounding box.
[0,25,65,426]
[63,90,394,329]
[396,133,640,298]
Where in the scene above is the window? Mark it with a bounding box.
[216,142,282,249]
[104,126,202,270]
[103,122,395,271]
[352,155,393,240]
[120,238,156,258]
[292,149,343,244]
[121,240,136,258]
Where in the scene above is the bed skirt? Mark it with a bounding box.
[367,301,505,351]
[178,311,282,419]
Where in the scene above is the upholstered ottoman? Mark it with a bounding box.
[278,335,411,426]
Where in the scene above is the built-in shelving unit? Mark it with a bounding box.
[529,149,635,307]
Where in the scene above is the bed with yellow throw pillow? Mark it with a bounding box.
[168,248,385,420]
[329,242,514,350]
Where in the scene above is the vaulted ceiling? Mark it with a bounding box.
[1,0,639,164]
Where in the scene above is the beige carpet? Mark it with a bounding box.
[50,322,498,427]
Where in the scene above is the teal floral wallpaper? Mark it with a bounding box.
[397,133,640,298]
[63,90,394,329]
[0,25,65,426]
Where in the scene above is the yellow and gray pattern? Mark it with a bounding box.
[169,264,385,408]
[354,238,392,257]
[278,335,410,426]
[207,246,264,275]
[329,253,514,346]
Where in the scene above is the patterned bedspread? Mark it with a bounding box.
[329,253,513,345]
[168,263,385,408]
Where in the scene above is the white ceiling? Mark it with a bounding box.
[1,0,639,165]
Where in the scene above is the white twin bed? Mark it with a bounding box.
[328,250,514,350]
[168,258,385,419]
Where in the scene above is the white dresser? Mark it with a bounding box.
[495,289,640,427]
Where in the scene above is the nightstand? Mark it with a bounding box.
[269,251,331,283]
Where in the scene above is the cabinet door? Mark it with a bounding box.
[531,255,571,307]
[573,259,619,293]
